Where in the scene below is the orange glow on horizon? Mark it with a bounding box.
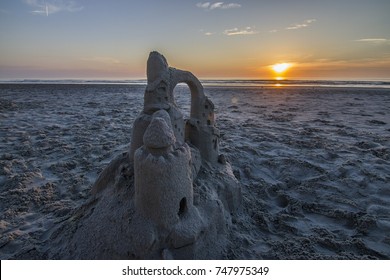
[269,62,293,80]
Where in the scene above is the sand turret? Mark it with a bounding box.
[134,110,194,230]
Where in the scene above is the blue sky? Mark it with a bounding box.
[1,0,389,79]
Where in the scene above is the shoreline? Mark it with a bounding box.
[1,79,390,89]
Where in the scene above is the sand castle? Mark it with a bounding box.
[130,51,219,164]
[132,52,221,230]
[50,52,241,259]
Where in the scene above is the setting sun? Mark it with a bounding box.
[272,63,291,73]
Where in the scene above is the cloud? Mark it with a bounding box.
[223,26,258,36]
[25,0,83,16]
[355,38,389,43]
[286,19,316,30]
[196,2,241,11]
[199,29,214,36]
[196,2,211,9]
[300,56,390,69]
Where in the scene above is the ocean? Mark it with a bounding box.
[2,79,390,88]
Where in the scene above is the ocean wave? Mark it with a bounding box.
[1,79,390,88]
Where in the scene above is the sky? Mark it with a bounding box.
[0,0,390,80]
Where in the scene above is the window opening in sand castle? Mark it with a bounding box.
[178,197,187,217]
[173,83,191,118]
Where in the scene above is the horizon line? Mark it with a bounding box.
[1,77,390,82]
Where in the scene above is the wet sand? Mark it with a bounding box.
[0,84,389,259]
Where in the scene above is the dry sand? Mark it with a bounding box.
[0,83,389,259]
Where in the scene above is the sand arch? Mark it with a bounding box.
[146,51,207,120]
[170,68,207,120]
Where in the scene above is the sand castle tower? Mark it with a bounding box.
[134,110,194,229]
[51,51,241,260]
[130,51,219,164]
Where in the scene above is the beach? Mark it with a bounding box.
[0,83,389,259]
